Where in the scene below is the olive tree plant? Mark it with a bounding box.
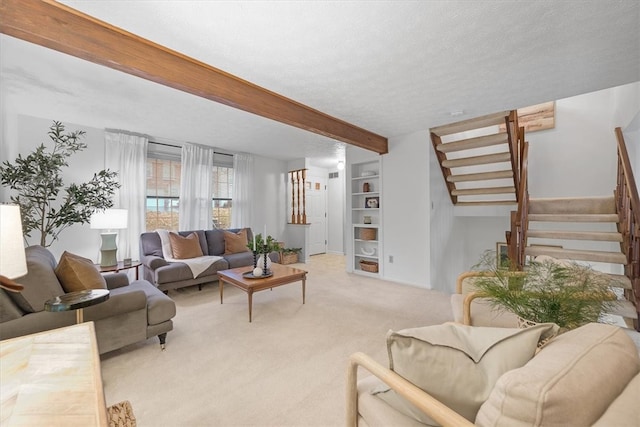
[0,121,120,247]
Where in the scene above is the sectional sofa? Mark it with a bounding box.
[140,228,279,292]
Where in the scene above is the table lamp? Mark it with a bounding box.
[90,208,128,267]
[0,204,27,292]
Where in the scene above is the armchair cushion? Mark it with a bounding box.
[377,323,558,425]
[55,251,107,292]
[476,323,640,427]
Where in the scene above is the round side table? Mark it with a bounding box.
[45,289,110,323]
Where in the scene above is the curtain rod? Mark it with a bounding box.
[148,140,233,157]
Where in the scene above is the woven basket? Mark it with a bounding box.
[359,260,379,273]
[360,228,376,240]
[280,252,299,265]
[107,400,137,427]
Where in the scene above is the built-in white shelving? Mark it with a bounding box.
[351,159,381,277]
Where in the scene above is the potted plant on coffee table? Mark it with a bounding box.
[470,251,620,332]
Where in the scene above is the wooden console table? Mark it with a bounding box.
[0,322,108,426]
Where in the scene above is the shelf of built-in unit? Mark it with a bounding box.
[353,191,380,197]
[352,174,380,181]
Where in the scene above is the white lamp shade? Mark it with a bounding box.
[90,209,128,230]
[0,205,28,279]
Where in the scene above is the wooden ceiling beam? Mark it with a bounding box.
[0,0,388,154]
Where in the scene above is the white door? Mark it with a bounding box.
[306,175,327,255]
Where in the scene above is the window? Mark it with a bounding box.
[146,145,234,231]
[146,158,181,231]
[212,166,233,229]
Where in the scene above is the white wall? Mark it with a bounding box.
[327,167,345,255]
[252,155,287,244]
[380,130,430,287]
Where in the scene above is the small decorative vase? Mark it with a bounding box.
[363,182,370,192]
[257,254,272,270]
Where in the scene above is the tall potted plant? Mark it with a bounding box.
[0,121,120,247]
[471,251,620,331]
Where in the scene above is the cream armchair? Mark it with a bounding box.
[346,323,640,427]
[346,351,473,427]
[450,271,520,327]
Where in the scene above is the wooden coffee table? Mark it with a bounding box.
[218,263,307,322]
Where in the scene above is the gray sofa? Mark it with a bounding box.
[0,246,176,354]
[140,228,278,292]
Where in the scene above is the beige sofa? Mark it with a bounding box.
[347,322,640,426]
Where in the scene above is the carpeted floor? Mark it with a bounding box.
[100,254,453,426]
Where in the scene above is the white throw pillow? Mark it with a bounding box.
[375,322,559,425]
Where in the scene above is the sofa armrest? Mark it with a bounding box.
[142,255,168,270]
[104,273,130,290]
[346,352,473,427]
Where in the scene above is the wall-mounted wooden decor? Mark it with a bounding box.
[500,101,555,133]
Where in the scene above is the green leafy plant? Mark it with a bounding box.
[282,247,302,254]
[247,234,280,253]
[471,250,620,330]
[0,121,120,247]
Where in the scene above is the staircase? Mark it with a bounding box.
[524,195,637,327]
[431,111,639,331]
[430,111,521,206]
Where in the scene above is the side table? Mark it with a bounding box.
[96,260,142,280]
[45,289,110,323]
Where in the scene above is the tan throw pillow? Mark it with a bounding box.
[223,229,250,254]
[375,322,559,425]
[169,232,204,259]
[55,251,107,292]
[476,323,640,427]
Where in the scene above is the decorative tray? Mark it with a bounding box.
[242,271,273,279]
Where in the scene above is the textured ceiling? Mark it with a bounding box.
[1,1,639,168]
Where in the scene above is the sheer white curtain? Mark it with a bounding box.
[104,131,148,264]
[180,143,215,230]
[231,153,253,228]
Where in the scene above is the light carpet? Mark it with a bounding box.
[100,254,453,426]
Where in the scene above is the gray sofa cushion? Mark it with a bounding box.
[205,229,226,256]
[0,290,24,322]
[125,281,177,325]
[140,231,164,257]
[154,258,229,284]
[225,251,256,269]
[9,245,65,313]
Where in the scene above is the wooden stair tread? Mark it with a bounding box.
[447,170,513,183]
[436,133,508,153]
[527,230,623,242]
[605,273,632,290]
[524,246,628,264]
[442,152,511,168]
[451,186,515,196]
[606,300,638,319]
[528,214,619,223]
[529,196,616,215]
[431,111,511,136]
[455,201,517,206]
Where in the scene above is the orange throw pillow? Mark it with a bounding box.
[169,232,204,259]
[55,251,107,292]
[224,229,250,254]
